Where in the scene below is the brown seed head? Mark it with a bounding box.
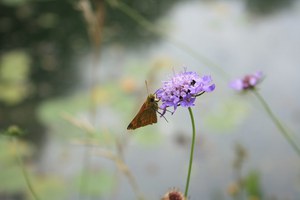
[162,188,186,200]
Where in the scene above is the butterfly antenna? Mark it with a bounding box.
[172,67,176,76]
[145,80,149,95]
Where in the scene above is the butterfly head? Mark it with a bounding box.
[147,94,158,107]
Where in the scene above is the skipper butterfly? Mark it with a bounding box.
[127,93,158,130]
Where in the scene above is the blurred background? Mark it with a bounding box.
[1,0,300,199]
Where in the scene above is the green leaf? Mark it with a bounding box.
[0,51,30,81]
[37,92,91,138]
[0,50,31,105]
[6,125,25,137]
[244,170,262,198]
[37,92,90,124]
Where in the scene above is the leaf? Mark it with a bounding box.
[36,93,91,138]
[37,92,90,124]
[0,51,30,81]
[244,170,262,198]
[0,50,31,105]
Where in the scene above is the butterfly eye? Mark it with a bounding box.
[150,97,155,102]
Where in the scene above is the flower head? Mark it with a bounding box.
[156,69,215,116]
[161,188,186,200]
[230,71,263,91]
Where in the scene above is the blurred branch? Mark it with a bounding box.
[78,0,105,52]
[78,0,105,119]
[61,112,116,147]
[12,138,40,200]
[252,89,300,158]
[61,113,142,199]
[95,149,145,200]
[77,1,106,198]
[61,112,96,136]
[232,143,247,199]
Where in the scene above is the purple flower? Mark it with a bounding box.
[156,69,215,116]
[230,71,263,91]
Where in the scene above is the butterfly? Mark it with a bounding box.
[127,93,159,130]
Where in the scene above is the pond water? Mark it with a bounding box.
[2,0,300,199]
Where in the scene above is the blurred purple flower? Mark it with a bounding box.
[156,69,215,116]
[230,71,263,91]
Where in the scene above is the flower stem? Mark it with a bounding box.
[184,107,196,197]
[252,89,300,158]
[12,137,39,200]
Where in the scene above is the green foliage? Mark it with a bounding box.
[37,92,90,139]
[0,50,31,105]
[0,138,33,165]
[245,170,262,198]
[0,137,67,199]
[37,92,89,124]
[0,51,30,81]
[36,13,59,29]
[1,0,30,7]
[0,138,32,193]
[30,176,67,200]
[0,164,25,193]
[246,0,294,14]
[6,125,25,137]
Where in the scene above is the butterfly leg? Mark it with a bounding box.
[156,110,169,123]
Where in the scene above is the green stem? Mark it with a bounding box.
[12,138,40,200]
[252,89,300,158]
[184,107,196,197]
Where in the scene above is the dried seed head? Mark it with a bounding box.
[161,188,186,200]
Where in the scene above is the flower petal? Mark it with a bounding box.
[156,69,215,116]
[230,79,244,91]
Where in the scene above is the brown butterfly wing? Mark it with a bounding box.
[127,102,157,130]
